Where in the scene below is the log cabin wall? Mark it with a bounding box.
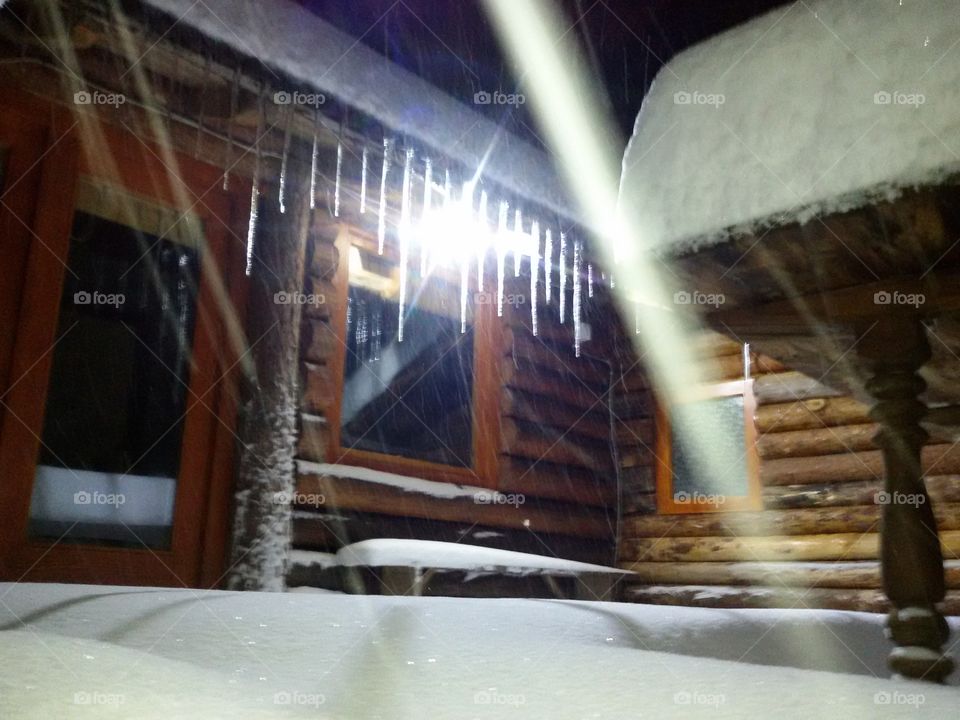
[292,220,618,567]
[614,329,960,613]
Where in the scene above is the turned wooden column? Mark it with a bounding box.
[857,314,953,682]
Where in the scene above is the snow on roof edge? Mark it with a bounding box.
[140,0,576,222]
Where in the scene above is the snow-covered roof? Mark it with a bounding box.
[140,0,574,220]
[618,0,960,254]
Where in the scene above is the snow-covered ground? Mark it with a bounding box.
[0,583,957,718]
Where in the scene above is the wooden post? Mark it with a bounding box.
[226,180,311,591]
[857,315,954,682]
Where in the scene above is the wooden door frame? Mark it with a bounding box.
[0,90,248,588]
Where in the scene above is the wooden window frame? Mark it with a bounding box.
[326,226,501,489]
[0,85,249,587]
[655,379,762,514]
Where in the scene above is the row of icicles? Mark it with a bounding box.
[237,115,610,358]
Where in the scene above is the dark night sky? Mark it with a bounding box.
[299,0,789,147]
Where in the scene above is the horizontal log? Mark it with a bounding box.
[501,387,610,442]
[618,560,960,590]
[296,472,612,538]
[622,493,657,516]
[297,414,330,462]
[690,332,743,357]
[301,318,338,363]
[619,447,654,468]
[621,585,895,613]
[615,418,655,448]
[763,475,960,508]
[754,396,870,433]
[308,238,340,278]
[753,371,843,405]
[291,510,613,564]
[623,530,960,562]
[498,456,615,507]
[500,417,613,472]
[756,423,878,459]
[300,362,335,413]
[303,277,336,320]
[761,443,960,485]
[610,392,653,420]
[620,465,655,494]
[622,503,960,538]
[504,328,610,388]
[501,360,604,411]
[701,352,749,383]
[611,368,650,394]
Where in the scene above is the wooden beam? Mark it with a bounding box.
[755,396,871,433]
[296,472,612,538]
[756,423,878,459]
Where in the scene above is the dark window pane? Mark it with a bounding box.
[28,210,200,548]
[339,285,473,467]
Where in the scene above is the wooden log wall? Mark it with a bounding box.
[291,223,619,567]
[614,329,960,614]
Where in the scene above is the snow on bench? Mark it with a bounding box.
[332,539,630,599]
[618,0,960,253]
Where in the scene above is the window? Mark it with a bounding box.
[655,379,761,513]
[331,233,487,483]
[27,183,203,548]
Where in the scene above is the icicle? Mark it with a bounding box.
[333,140,343,217]
[222,67,239,191]
[513,208,523,277]
[245,92,264,277]
[397,147,414,342]
[609,272,616,289]
[635,300,641,334]
[544,228,553,304]
[278,105,292,214]
[309,111,319,210]
[530,220,540,337]
[378,138,393,254]
[573,240,583,357]
[460,254,469,334]
[421,158,433,276]
[477,190,488,293]
[588,263,594,298]
[497,200,508,318]
[359,144,369,214]
[559,231,567,323]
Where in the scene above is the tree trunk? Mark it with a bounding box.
[226,182,310,591]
